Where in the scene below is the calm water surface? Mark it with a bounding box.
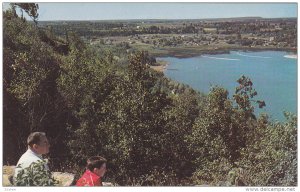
[161,51,297,121]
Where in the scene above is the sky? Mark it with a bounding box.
[2,2,297,21]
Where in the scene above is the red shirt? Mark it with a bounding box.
[76,170,102,186]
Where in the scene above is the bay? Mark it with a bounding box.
[161,51,297,121]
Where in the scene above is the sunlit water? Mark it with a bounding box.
[160,51,297,121]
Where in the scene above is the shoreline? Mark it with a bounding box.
[151,46,297,59]
[149,47,297,72]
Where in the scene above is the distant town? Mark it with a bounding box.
[38,17,297,58]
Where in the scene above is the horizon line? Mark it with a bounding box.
[36,16,297,22]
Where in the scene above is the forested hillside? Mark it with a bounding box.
[3,4,297,186]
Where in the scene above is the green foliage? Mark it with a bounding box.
[129,170,180,186]
[188,78,296,186]
[3,7,71,166]
[11,3,39,24]
[239,112,297,186]
[188,86,235,183]
[234,75,265,115]
[15,160,58,186]
[163,89,201,177]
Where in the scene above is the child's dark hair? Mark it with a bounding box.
[87,156,107,171]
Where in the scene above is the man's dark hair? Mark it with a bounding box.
[27,132,46,147]
[86,156,107,171]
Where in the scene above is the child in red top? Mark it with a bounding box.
[76,156,107,186]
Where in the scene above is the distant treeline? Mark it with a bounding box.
[38,18,297,38]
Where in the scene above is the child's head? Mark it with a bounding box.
[87,156,107,177]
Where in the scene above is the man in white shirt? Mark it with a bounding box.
[13,132,51,185]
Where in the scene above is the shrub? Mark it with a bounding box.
[15,160,58,186]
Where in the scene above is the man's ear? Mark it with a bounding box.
[32,144,39,150]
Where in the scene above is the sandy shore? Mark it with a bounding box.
[150,59,169,72]
[284,54,297,59]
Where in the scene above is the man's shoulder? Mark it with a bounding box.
[16,150,42,167]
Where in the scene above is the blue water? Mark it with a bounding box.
[161,51,297,121]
